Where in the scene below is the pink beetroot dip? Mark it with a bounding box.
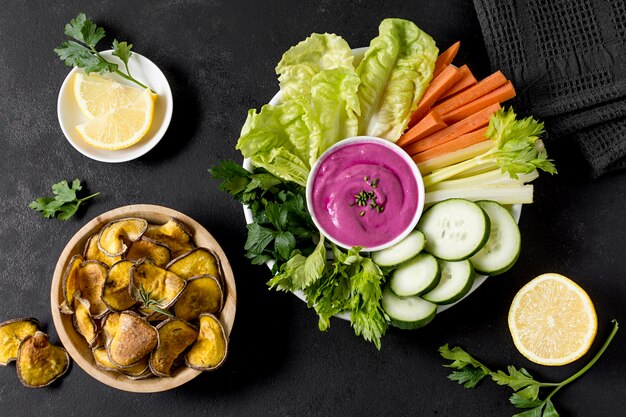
[309,140,419,249]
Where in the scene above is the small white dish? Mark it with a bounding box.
[57,50,173,163]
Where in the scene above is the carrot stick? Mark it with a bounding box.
[433,41,461,77]
[437,65,477,100]
[408,65,463,128]
[412,128,489,163]
[440,81,516,124]
[398,112,447,147]
[431,71,507,116]
[404,103,500,155]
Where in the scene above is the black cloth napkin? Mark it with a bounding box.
[473,0,626,177]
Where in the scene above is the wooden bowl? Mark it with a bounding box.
[50,204,237,393]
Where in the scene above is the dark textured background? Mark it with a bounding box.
[0,1,625,416]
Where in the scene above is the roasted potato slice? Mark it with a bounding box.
[77,260,109,318]
[167,248,222,281]
[185,314,228,371]
[143,218,195,257]
[0,318,40,366]
[84,235,122,267]
[121,355,152,379]
[73,295,99,347]
[101,312,120,347]
[150,319,198,377]
[130,259,186,310]
[16,331,70,388]
[61,254,83,313]
[173,275,224,321]
[101,260,137,311]
[126,238,172,267]
[92,346,118,372]
[107,312,158,368]
[98,218,148,257]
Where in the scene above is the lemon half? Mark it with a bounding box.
[508,273,597,366]
[74,73,156,150]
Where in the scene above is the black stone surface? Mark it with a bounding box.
[0,1,624,416]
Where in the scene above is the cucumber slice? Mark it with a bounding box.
[371,230,426,268]
[418,199,490,261]
[422,259,474,305]
[381,286,437,330]
[389,253,440,296]
[469,201,521,275]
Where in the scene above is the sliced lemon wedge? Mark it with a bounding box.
[508,273,597,366]
[74,74,156,151]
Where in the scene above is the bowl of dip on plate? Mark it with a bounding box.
[306,136,425,252]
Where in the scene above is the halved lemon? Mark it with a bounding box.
[76,87,156,151]
[74,73,147,119]
[508,273,597,366]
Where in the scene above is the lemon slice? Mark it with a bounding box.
[508,273,597,366]
[76,88,156,150]
[74,73,146,119]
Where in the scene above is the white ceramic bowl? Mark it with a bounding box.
[305,136,425,252]
[57,50,173,163]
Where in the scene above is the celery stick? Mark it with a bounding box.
[427,169,539,191]
[417,141,494,175]
[447,162,498,180]
[424,184,534,207]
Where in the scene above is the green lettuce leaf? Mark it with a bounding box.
[308,67,361,163]
[356,18,438,141]
[276,33,354,102]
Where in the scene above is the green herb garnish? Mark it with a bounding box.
[54,13,150,91]
[440,319,619,417]
[29,179,99,221]
[351,183,384,214]
[138,283,174,318]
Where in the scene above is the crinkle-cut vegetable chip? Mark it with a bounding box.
[77,260,109,318]
[101,260,137,311]
[83,235,122,267]
[98,217,148,257]
[126,238,172,267]
[185,314,228,371]
[130,259,186,310]
[143,218,195,257]
[173,275,224,321]
[0,318,40,365]
[61,254,82,313]
[107,312,158,368]
[16,331,69,388]
[73,295,99,347]
[150,319,198,377]
[167,248,222,281]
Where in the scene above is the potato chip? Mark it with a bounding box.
[130,259,186,310]
[126,238,172,267]
[78,260,109,318]
[98,218,147,257]
[173,275,224,321]
[0,318,40,366]
[83,235,121,267]
[107,312,158,368]
[167,248,222,281]
[150,319,198,377]
[61,254,82,313]
[185,314,227,371]
[101,260,137,311]
[16,331,69,388]
[143,218,195,257]
[73,295,99,347]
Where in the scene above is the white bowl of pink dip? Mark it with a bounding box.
[306,136,425,252]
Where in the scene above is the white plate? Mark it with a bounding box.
[57,50,173,163]
[242,47,522,320]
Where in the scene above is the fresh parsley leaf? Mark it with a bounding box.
[55,13,150,90]
[112,39,133,65]
[274,231,296,260]
[438,344,491,374]
[64,13,106,48]
[268,235,326,291]
[265,202,288,231]
[492,366,541,391]
[29,179,99,221]
[244,223,276,255]
[509,393,543,409]
[515,385,540,401]
[513,406,544,417]
[448,367,490,388]
[542,400,559,417]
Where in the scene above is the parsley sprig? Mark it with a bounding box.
[29,179,99,220]
[440,319,619,417]
[54,13,150,91]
